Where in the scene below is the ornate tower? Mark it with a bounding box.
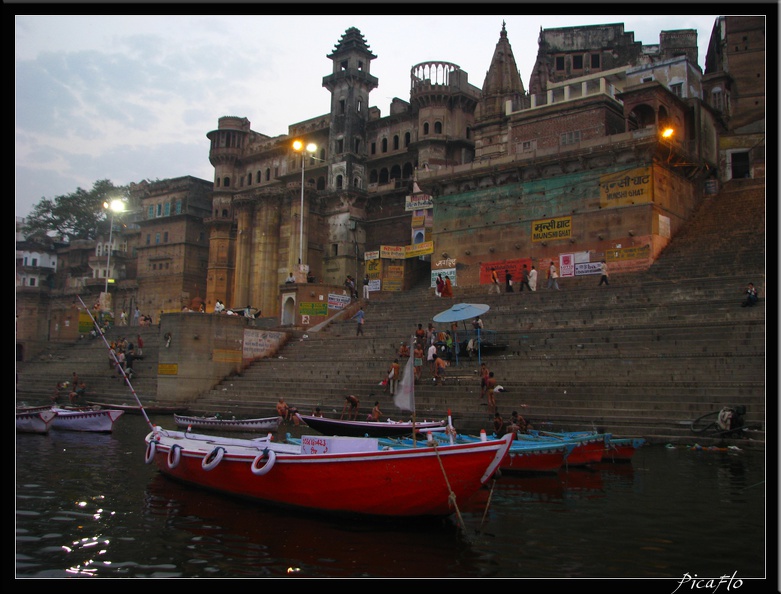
[322,27,378,191]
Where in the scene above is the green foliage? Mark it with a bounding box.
[22,179,128,241]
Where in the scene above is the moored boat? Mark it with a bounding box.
[144,427,513,518]
[297,414,447,438]
[395,431,574,474]
[174,414,282,433]
[52,406,124,433]
[515,430,610,466]
[16,407,57,434]
[88,401,190,415]
[602,436,646,461]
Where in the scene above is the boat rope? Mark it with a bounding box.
[431,442,465,532]
[478,478,497,532]
[77,295,154,430]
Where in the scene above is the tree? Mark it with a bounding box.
[22,179,128,241]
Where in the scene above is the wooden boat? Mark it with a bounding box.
[52,406,124,433]
[297,414,447,438]
[16,407,57,434]
[602,437,646,461]
[88,401,189,415]
[515,430,610,466]
[174,414,282,433]
[396,431,574,474]
[143,427,513,518]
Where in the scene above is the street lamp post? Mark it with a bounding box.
[103,199,126,293]
[292,140,317,272]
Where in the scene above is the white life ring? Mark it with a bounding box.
[251,449,277,476]
[202,447,225,471]
[145,440,157,464]
[167,444,182,469]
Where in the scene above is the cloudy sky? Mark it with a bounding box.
[15,13,727,219]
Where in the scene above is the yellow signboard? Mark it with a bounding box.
[531,216,572,242]
[606,245,651,261]
[405,241,434,258]
[599,166,653,207]
[158,364,179,375]
[380,245,406,259]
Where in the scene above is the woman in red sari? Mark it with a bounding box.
[441,275,453,298]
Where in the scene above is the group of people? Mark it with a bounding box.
[434,274,454,298]
[52,371,88,405]
[108,335,143,381]
[493,409,532,437]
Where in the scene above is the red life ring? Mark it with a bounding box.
[167,444,182,469]
[202,447,225,471]
[144,440,157,464]
[251,450,277,476]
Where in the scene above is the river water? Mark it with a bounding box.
[15,413,771,584]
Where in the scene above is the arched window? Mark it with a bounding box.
[404,132,411,146]
[221,209,229,218]
[466,127,471,139]
[423,122,429,135]
[353,177,360,188]
[256,170,261,183]
[247,173,252,185]
[382,138,388,153]
[317,177,326,191]
[434,121,442,134]
[390,164,401,179]
[223,177,230,187]
[369,170,378,184]
[379,168,389,184]
[402,162,414,178]
[336,175,343,189]
[393,135,399,150]
[265,168,271,181]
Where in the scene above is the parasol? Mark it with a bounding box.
[432,303,490,365]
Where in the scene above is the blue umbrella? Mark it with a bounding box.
[432,303,490,365]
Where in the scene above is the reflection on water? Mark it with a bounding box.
[16,415,769,580]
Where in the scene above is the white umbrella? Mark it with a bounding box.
[432,303,490,365]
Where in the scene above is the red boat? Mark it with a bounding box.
[515,431,609,466]
[386,431,573,474]
[602,437,646,461]
[144,427,513,518]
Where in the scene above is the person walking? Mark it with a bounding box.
[363,274,370,299]
[132,307,140,326]
[489,267,501,294]
[385,358,401,395]
[351,307,365,336]
[479,362,490,399]
[529,265,538,291]
[598,260,609,286]
[432,354,448,385]
[519,264,532,291]
[435,274,444,297]
[427,342,437,376]
[413,340,424,382]
[547,261,560,290]
[485,371,498,414]
[505,269,514,293]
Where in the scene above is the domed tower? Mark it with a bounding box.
[409,60,480,169]
[473,22,527,160]
[322,27,378,191]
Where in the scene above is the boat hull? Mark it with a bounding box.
[16,409,57,434]
[52,407,124,432]
[602,437,646,461]
[500,442,572,473]
[145,428,512,518]
[515,432,609,466]
[174,415,282,433]
[298,414,446,438]
[88,401,189,415]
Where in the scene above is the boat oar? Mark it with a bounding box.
[77,295,154,431]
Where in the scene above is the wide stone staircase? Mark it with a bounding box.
[16,179,766,447]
